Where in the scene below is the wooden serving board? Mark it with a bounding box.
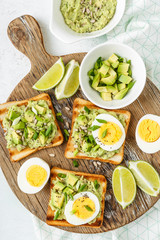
[0,15,160,234]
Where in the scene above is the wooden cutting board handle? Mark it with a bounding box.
[7,15,51,68]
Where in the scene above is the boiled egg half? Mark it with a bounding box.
[136,114,160,154]
[17,157,50,194]
[92,114,126,151]
[64,191,100,225]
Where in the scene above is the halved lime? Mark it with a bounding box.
[112,166,137,209]
[129,160,160,196]
[55,60,79,100]
[32,58,65,91]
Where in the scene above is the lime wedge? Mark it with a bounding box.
[129,160,160,196]
[55,60,79,100]
[32,58,65,91]
[112,166,136,209]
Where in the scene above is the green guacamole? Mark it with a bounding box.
[3,100,57,151]
[60,0,117,33]
[49,172,102,223]
[72,107,126,159]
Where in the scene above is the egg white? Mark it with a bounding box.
[136,114,160,154]
[64,191,100,225]
[91,114,126,151]
[17,157,50,194]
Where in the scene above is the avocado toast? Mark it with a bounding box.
[0,93,63,162]
[65,98,131,164]
[46,167,107,227]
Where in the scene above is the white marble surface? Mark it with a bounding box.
[0,0,106,239]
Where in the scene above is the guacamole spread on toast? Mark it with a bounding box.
[3,100,57,151]
[60,0,117,33]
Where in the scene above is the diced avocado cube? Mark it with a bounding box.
[25,110,35,122]
[108,54,118,63]
[9,111,20,121]
[96,86,109,93]
[82,142,92,152]
[106,86,118,94]
[39,131,46,144]
[111,61,119,69]
[77,115,88,126]
[113,83,118,91]
[92,74,100,89]
[99,64,109,76]
[119,75,132,84]
[12,131,22,145]
[54,181,66,191]
[114,88,129,100]
[108,68,117,77]
[100,92,112,101]
[67,173,78,186]
[118,83,126,91]
[101,75,116,85]
[13,121,25,130]
[35,104,46,115]
[63,186,74,195]
[27,127,35,139]
[52,193,64,209]
[103,60,110,66]
[117,63,129,74]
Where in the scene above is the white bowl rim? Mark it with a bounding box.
[79,42,147,109]
[50,0,126,44]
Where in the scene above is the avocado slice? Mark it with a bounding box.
[101,75,116,85]
[92,73,100,89]
[12,131,22,145]
[111,61,119,69]
[25,110,35,122]
[119,75,132,84]
[39,131,46,144]
[35,104,46,115]
[77,115,88,126]
[114,88,129,100]
[103,60,110,66]
[27,127,35,139]
[108,53,118,63]
[54,181,66,191]
[63,186,74,195]
[67,173,78,186]
[52,193,64,209]
[9,111,20,121]
[117,63,129,75]
[100,92,112,101]
[118,83,126,91]
[96,86,108,93]
[13,121,25,130]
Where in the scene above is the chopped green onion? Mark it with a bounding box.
[84,106,90,114]
[35,115,43,121]
[102,129,107,138]
[64,129,70,141]
[84,205,93,212]
[56,116,63,122]
[69,194,74,200]
[96,119,107,123]
[70,209,76,215]
[88,125,100,131]
[24,128,28,138]
[58,173,66,178]
[45,124,53,136]
[54,210,61,220]
[78,184,87,192]
[56,112,62,116]
[64,192,68,204]
[94,180,100,189]
[73,160,79,167]
[32,132,38,140]
[128,81,135,89]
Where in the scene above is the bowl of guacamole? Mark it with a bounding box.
[50,0,126,43]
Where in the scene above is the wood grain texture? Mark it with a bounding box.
[0,15,159,234]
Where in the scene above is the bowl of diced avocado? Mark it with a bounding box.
[79,42,146,109]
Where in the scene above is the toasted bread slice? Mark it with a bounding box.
[0,93,64,162]
[46,167,107,228]
[65,98,131,164]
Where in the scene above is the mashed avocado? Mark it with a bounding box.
[49,172,102,223]
[60,0,117,33]
[72,107,126,159]
[3,100,57,151]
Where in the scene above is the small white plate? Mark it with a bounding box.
[79,42,146,109]
[50,0,126,44]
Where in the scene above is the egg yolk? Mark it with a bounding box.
[72,197,95,219]
[138,119,160,142]
[26,165,47,187]
[98,122,122,145]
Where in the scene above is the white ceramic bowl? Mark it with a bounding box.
[50,0,126,44]
[79,42,146,109]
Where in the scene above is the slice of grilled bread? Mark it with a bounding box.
[65,98,131,164]
[46,167,107,228]
[0,93,63,162]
